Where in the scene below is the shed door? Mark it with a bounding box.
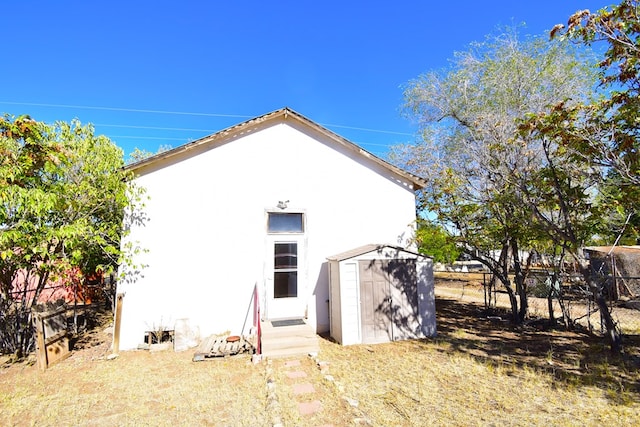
[358,260,393,344]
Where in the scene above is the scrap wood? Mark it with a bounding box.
[193,335,254,361]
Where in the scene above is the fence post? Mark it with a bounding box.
[254,284,261,355]
[32,305,70,370]
[33,312,47,371]
[112,293,124,354]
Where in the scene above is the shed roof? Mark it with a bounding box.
[327,244,430,262]
[584,246,640,256]
[124,107,425,190]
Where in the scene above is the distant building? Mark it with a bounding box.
[584,246,640,300]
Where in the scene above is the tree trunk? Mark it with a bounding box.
[510,239,528,323]
[593,280,622,353]
[493,242,521,323]
[547,277,556,326]
[497,272,520,323]
[504,283,520,323]
[555,274,572,329]
[579,265,621,353]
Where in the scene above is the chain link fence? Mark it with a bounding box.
[435,271,640,340]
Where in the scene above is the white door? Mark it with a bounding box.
[265,235,306,319]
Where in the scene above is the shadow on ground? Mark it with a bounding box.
[419,297,640,402]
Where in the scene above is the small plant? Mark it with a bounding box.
[146,317,173,345]
[545,345,554,364]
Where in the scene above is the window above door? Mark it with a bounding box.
[267,212,304,233]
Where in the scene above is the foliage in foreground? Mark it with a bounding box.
[392,26,597,326]
[520,0,640,352]
[0,115,142,356]
[395,3,640,353]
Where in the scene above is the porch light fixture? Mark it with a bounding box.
[277,200,289,210]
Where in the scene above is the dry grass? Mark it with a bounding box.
[0,341,270,426]
[269,356,354,427]
[318,293,640,426]
[2,294,640,426]
[319,337,640,426]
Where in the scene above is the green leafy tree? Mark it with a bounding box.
[0,115,143,357]
[549,1,640,238]
[598,171,640,244]
[415,220,461,264]
[521,0,640,352]
[392,27,597,323]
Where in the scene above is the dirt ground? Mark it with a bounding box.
[435,280,640,394]
[435,278,640,335]
[1,281,640,426]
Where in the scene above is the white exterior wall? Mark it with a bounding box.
[117,120,417,350]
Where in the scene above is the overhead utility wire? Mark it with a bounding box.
[322,123,412,136]
[98,122,412,139]
[96,123,216,132]
[0,101,415,137]
[0,101,252,118]
[109,135,189,141]
[110,136,392,151]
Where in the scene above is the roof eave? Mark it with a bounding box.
[123,107,426,190]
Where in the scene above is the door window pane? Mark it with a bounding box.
[274,242,298,298]
[274,271,297,298]
[274,242,297,268]
[268,213,303,233]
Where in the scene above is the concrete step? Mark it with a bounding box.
[262,345,319,359]
[261,337,319,353]
[261,323,317,339]
[260,320,319,358]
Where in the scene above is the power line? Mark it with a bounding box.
[111,137,387,157]
[97,123,412,142]
[109,134,392,149]
[109,135,190,141]
[1,101,406,156]
[0,101,415,137]
[0,101,252,118]
[322,123,412,137]
[96,123,216,132]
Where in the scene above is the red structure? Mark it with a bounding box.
[10,267,102,307]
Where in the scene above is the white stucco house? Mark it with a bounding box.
[115,107,429,351]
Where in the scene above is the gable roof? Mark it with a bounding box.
[327,244,431,262]
[125,107,425,190]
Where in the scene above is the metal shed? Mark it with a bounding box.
[327,244,436,345]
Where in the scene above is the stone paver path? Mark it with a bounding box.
[265,354,366,426]
[293,383,316,395]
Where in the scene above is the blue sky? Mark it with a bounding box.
[1,1,613,158]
